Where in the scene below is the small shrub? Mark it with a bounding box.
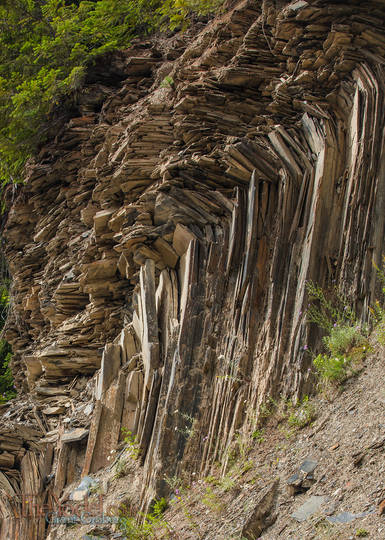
[306,281,356,332]
[121,428,141,460]
[202,487,223,514]
[164,474,183,492]
[306,281,369,386]
[159,75,174,88]
[151,497,168,517]
[313,324,369,384]
[204,475,217,485]
[259,396,278,419]
[229,458,254,478]
[174,409,196,439]
[324,325,367,357]
[118,497,170,539]
[371,257,385,346]
[356,529,369,538]
[114,458,128,479]
[313,353,351,383]
[287,395,316,428]
[240,459,254,474]
[251,428,265,443]
[218,475,235,492]
[374,319,385,346]
[278,425,295,440]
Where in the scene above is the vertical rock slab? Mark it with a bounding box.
[87,372,126,473]
[95,343,121,400]
[20,452,45,540]
[121,370,143,434]
[83,343,124,474]
[140,259,159,390]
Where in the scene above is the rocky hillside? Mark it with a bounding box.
[49,336,385,539]
[1,0,385,538]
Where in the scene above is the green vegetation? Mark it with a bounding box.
[259,396,278,420]
[0,0,224,191]
[159,74,174,88]
[121,428,141,460]
[287,395,316,428]
[0,284,15,403]
[313,325,368,384]
[118,497,170,539]
[306,282,369,386]
[251,428,265,443]
[371,257,385,345]
[201,486,223,513]
[217,474,235,492]
[355,529,369,538]
[306,281,357,332]
[113,457,128,479]
[160,0,224,30]
[373,307,385,346]
[204,472,235,492]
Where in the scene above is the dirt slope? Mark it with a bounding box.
[158,341,385,539]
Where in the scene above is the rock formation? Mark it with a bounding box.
[1,0,385,537]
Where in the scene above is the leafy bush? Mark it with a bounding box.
[121,428,141,459]
[251,428,265,443]
[313,324,369,384]
[0,0,160,187]
[324,324,367,357]
[306,281,356,332]
[159,0,224,30]
[356,529,369,538]
[306,282,369,386]
[313,353,351,383]
[0,284,15,402]
[118,497,170,539]
[151,497,168,516]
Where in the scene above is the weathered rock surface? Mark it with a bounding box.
[1,0,385,537]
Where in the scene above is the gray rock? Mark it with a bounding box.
[299,459,318,475]
[292,495,328,522]
[327,507,376,524]
[287,458,318,495]
[70,475,99,501]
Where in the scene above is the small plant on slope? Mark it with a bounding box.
[306,282,369,385]
[118,497,170,539]
[287,395,316,428]
[313,325,369,384]
[121,428,141,460]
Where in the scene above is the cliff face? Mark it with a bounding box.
[1,0,385,537]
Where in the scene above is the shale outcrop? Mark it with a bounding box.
[1,0,385,537]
